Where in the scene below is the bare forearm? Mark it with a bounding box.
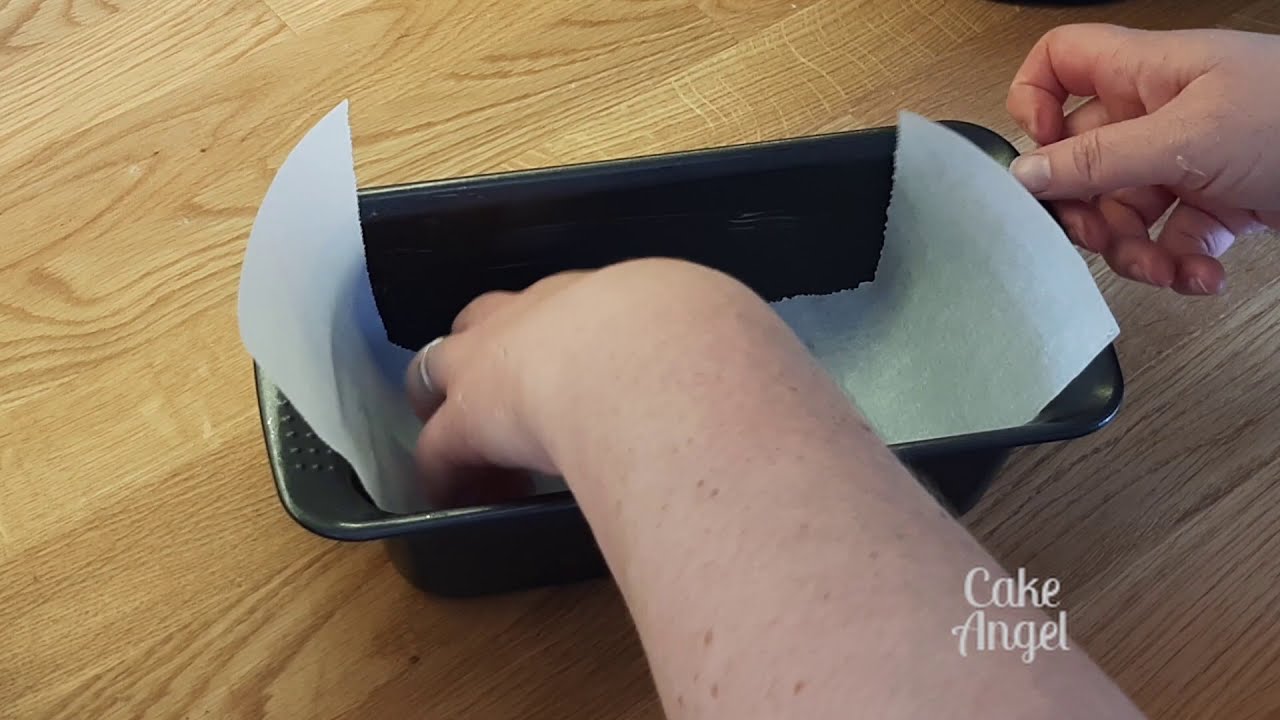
[534,268,1143,719]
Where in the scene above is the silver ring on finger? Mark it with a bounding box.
[417,336,446,397]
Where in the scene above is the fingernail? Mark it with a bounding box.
[1127,263,1152,285]
[1190,277,1224,295]
[1010,154,1051,193]
[1017,115,1036,140]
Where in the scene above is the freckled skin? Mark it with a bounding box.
[540,267,1141,712]
[411,259,1146,720]
[531,264,1144,720]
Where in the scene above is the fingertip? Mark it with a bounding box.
[1173,256,1227,296]
[1054,200,1111,254]
[1107,238,1175,288]
[405,337,447,421]
[413,403,470,505]
[1147,256,1177,289]
[1011,152,1053,195]
[1006,83,1063,145]
[414,417,537,509]
[1119,261,1172,288]
[431,467,537,508]
[1119,262,1149,286]
[1033,102,1064,146]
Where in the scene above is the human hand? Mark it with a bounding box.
[1006,24,1280,295]
[403,258,802,505]
[404,266,1147,720]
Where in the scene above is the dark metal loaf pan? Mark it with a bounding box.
[256,120,1123,597]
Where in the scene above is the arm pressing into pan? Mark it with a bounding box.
[405,258,1144,720]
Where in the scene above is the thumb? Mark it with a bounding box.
[1010,115,1191,199]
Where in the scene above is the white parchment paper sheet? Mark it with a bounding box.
[239,105,1119,513]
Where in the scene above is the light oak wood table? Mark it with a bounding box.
[3,1,1279,717]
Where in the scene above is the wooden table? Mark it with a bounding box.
[3,1,1279,717]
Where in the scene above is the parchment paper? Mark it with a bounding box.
[238,104,1119,514]
[773,111,1119,444]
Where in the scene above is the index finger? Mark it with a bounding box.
[1006,24,1146,145]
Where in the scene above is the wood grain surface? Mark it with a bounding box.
[2,0,1279,718]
